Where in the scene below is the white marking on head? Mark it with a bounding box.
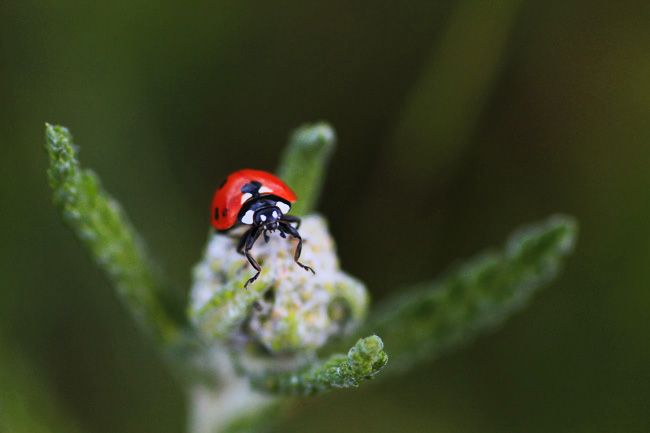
[260,214,267,221]
[259,186,272,194]
[240,193,252,204]
[276,201,290,214]
[272,210,278,219]
[242,210,254,224]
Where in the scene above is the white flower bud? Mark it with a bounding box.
[189,215,368,354]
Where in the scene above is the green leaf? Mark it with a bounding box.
[360,215,577,373]
[276,122,336,215]
[251,335,387,396]
[44,124,183,345]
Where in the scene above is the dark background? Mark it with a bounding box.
[2,1,649,432]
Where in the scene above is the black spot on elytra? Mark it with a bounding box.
[217,176,228,190]
[214,207,220,220]
[222,209,227,217]
[241,180,262,196]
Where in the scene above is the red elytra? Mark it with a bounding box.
[211,169,297,231]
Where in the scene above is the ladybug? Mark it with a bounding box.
[211,169,315,288]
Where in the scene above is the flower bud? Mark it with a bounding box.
[189,215,368,354]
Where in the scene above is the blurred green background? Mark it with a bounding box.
[2,1,649,432]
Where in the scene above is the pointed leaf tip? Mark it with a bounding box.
[276,122,337,215]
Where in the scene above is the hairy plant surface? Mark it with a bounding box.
[39,123,577,433]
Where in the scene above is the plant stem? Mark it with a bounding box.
[187,350,278,433]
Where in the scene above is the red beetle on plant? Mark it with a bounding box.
[211,169,315,288]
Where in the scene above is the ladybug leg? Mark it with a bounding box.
[235,227,255,273]
[243,225,264,288]
[279,221,315,275]
[236,226,255,255]
[280,215,301,229]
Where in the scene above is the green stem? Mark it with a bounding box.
[276,122,336,215]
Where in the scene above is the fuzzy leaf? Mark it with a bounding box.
[251,335,387,396]
[361,215,577,373]
[44,124,183,345]
[276,122,336,215]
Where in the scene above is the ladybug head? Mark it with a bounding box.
[238,195,292,230]
[254,206,282,231]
